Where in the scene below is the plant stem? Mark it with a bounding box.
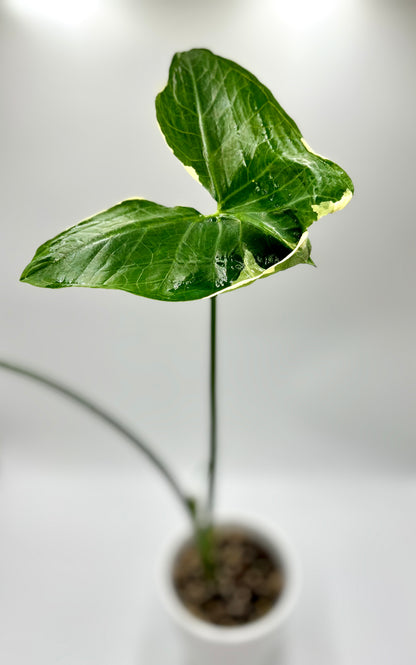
[193,298,218,578]
[208,295,217,516]
[0,359,194,523]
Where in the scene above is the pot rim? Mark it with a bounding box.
[158,512,302,645]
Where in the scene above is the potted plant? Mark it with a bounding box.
[15,48,353,662]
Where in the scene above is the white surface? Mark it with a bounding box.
[0,465,415,665]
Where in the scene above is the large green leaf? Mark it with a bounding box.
[21,49,353,302]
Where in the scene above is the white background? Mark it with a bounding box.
[0,0,415,663]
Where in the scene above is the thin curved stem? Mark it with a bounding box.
[0,359,194,522]
[207,296,217,515]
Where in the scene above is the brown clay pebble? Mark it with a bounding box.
[173,528,284,626]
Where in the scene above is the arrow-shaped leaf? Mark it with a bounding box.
[21,49,353,302]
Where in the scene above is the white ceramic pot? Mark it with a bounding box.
[158,515,302,665]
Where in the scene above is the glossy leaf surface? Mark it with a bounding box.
[21,49,353,301]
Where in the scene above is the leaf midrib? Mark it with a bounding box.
[188,62,219,201]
